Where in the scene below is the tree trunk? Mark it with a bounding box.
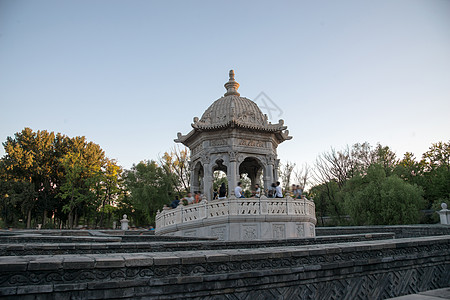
[68,211,73,229]
[43,210,47,226]
[26,209,32,229]
[74,210,79,228]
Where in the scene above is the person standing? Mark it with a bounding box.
[218,182,227,199]
[170,196,180,208]
[291,184,297,198]
[254,184,261,198]
[183,193,195,205]
[275,181,283,198]
[235,182,245,198]
[296,185,303,199]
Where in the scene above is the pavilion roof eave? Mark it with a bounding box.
[175,124,292,147]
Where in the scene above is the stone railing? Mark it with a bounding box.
[155,196,316,231]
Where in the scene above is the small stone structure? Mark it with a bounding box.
[157,70,316,240]
[438,203,450,225]
[120,214,129,230]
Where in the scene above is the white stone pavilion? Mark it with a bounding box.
[155,70,316,240]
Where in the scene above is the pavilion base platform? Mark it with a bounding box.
[155,196,316,241]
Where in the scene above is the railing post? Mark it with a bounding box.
[175,205,183,224]
[229,195,237,215]
[199,199,207,220]
[260,196,268,215]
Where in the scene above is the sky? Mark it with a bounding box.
[1,0,449,171]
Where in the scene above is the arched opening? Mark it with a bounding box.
[191,161,204,195]
[238,157,264,197]
[213,159,228,199]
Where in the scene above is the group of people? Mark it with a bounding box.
[233,181,287,199]
[169,191,203,209]
[168,182,305,209]
[290,184,303,199]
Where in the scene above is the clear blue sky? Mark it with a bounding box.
[1,0,449,170]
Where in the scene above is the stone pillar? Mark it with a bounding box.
[274,159,280,182]
[203,163,212,201]
[190,167,196,195]
[438,203,450,225]
[228,151,238,196]
[264,164,274,190]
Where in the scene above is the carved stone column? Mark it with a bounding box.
[264,164,274,190]
[203,163,213,200]
[228,151,238,196]
[190,162,197,195]
[202,154,212,200]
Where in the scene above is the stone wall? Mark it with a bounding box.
[316,225,450,238]
[1,235,449,299]
[0,233,395,256]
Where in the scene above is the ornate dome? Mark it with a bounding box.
[192,70,285,132]
[194,95,267,130]
[175,70,291,144]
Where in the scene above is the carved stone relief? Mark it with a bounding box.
[310,224,315,237]
[229,151,238,162]
[296,224,305,238]
[211,226,227,241]
[210,139,228,147]
[192,144,203,155]
[242,224,258,240]
[238,139,265,148]
[273,224,286,239]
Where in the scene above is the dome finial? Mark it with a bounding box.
[224,69,240,96]
[229,70,235,81]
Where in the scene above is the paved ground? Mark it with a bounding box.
[388,288,450,299]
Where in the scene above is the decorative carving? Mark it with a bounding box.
[210,139,227,147]
[237,111,259,124]
[273,224,285,239]
[229,151,238,162]
[296,224,305,237]
[211,226,226,241]
[238,139,265,148]
[266,154,276,165]
[201,154,210,164]
[192,144,203,155]
[242,224,257,240]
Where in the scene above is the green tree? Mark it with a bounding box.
[0,128,120,229]
[343,164,425,225]
[96,158,123,227]
[1,128,57,227]
[160,146,190,196]
[124,160,176,226]
[421,141,450,207]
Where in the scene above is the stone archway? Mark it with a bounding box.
[191,161,204,194]
[213,159,228,198]
[239,156,265,194]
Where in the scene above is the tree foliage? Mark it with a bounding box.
[0,128,122,229]
[343,164,425,225]
[123,160,176,226]
[310,141,447,226]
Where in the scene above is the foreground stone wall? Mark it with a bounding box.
[316,225,450,238]
[0,233,395,256]
[1,235,449,299]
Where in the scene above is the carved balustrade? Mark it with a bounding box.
[155,197,315,231]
